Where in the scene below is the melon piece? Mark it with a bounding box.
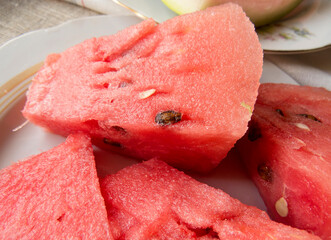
[162,0,303,27]
[100,158,320,239]
[236,83,331,239]
[0,134,113,240]
[23,4,262,173]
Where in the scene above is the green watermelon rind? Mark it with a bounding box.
[161,0,304,27]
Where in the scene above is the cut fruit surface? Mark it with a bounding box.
[236,83,331,239]
[23,4,262,173]
[0,134,112,240]
[101,159,320,239]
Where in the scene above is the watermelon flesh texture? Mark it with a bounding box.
[236,83,331,239]
[100,159,320,239]
[0,134,113,240]
[23,3,263,173]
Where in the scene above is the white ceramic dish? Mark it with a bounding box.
[114,0,331,53]
[1,15,308,214]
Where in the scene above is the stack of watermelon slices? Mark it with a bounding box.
[0,134,321,239]
[0,2,328,240]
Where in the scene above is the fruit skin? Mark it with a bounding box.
[23,4,262,173]
[0,134,112,240]
[236,83,331,239]
[162,0,303,27]
[100,158,320,239]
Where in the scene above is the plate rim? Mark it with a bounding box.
[113,0,331,53]
[0,14,143,116]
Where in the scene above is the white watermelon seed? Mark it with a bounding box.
[139,89,156,99]
[275,197,288,217]
[294,137,306,147]
[294,123,310,131]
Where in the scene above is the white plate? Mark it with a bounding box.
[1,15,308,214]
[114,0,331,53]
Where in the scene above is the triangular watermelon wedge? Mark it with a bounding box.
[236,83,331,239]
[23,3,263,173]
[100,159,320,239]
[0,134,113,240]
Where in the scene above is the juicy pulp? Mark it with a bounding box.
[100,159,320,239]
[23,4,262,172]
[0,134,112,240]
[236,83,331,239]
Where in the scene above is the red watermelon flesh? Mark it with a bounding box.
[236,83,331,239]
[22,3,263,173]
[100,159,320,239]
[0,134,113,240]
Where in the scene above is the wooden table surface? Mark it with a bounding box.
[0,0,100,46]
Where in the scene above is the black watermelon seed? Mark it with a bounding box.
[111,126,127,135]
[103,138,123,148]
[276,109,285,116]
[248,122,262,142]
[298,114,321,122]
[257,163,273,182]
[188,227,218,238]
[155,110,182,126]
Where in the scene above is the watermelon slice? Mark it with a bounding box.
[22,3,263,173]
[236,83,331,239]
[100,158,320,239]
[0,134,113,240]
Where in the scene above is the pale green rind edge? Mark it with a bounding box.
[253,0,304,27]
[161,0,304,27]
[161,0,211,15]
